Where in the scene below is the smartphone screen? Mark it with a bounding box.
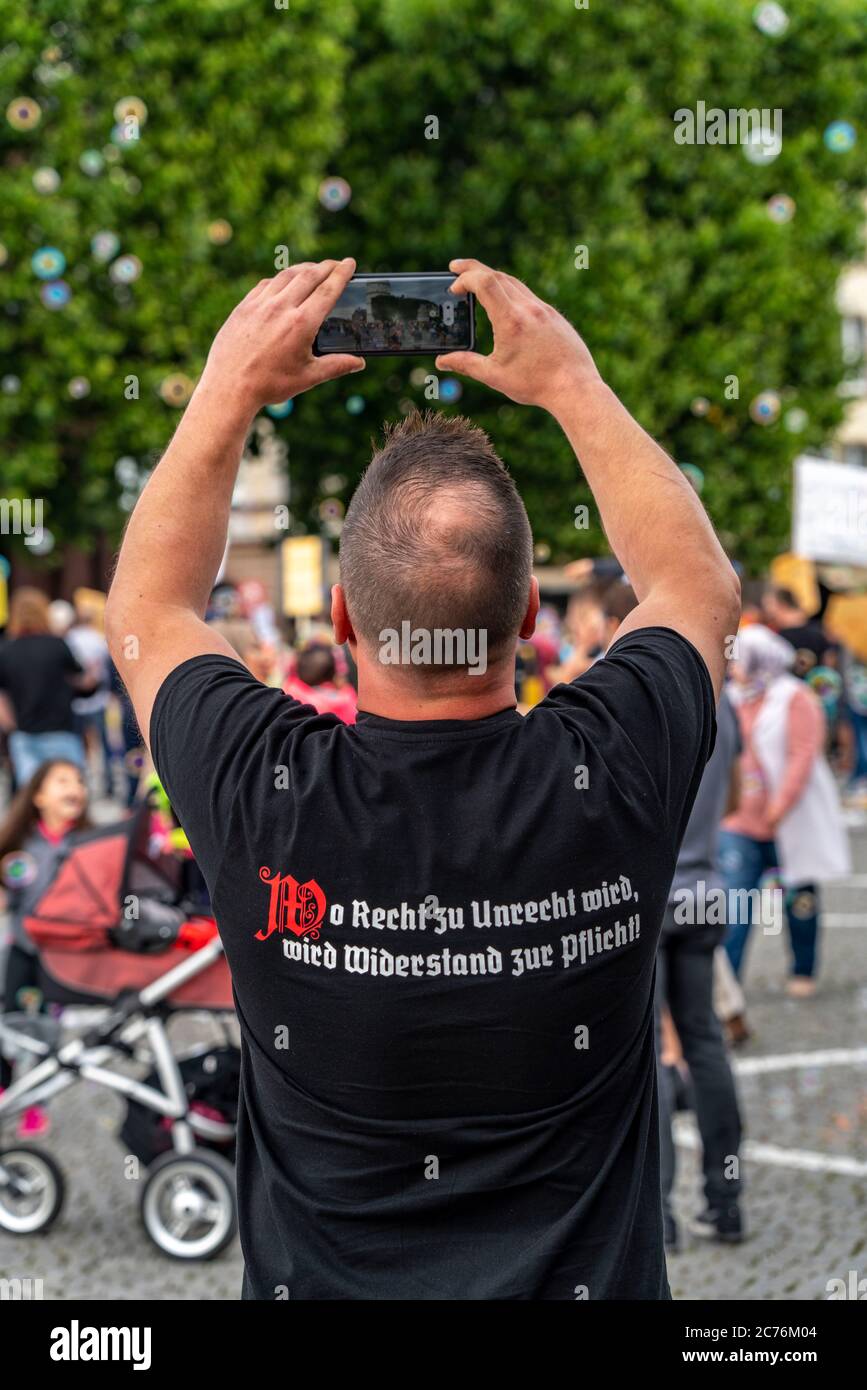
[315,272,475,355]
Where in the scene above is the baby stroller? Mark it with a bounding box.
[0,805,240,1260]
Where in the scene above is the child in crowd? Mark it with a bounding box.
[0,759,89,1134]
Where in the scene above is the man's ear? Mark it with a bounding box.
[331,584,355,646]
[518,576,540,640]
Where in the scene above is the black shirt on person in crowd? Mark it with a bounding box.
[0,633,83,733]
[151,626,715,1301]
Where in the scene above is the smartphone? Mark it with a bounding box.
[314,272,475,356]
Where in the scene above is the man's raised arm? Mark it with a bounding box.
[105,258,364,744]
[437,260,741,697]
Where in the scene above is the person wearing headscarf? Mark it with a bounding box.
[719,624,850,995]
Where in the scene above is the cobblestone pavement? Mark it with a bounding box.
[2,817,865,1301]
[668,822,867,1302]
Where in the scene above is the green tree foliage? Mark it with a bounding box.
[310,0,867,572]
[1,0,865,572]
[0,0,353,550]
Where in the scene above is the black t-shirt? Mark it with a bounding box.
[151,626,715,1301]
[0,634,83,733]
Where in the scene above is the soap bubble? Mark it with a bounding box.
[79,148,104,176]
[690,396,710,417]
[91,231,120,261]
[318,499,345,522]
[769,1087,794,1120]
[1,851,38,888]
[31,246,66,279]
[750,390,781,425]
[265,400,294,418]
[40,279,71,309]
[109,254,142,284]
[766,194,795,223]
[318,177,351,211]
[753,2,788,36]
[824,120,856,153]
[783,407,808,433]
[115,456,140,487]
[6,96,41,130]
[68,376,90,399]
[27,528,54,555]
[159,373,194,406]
[680,463,705,493]
[743,125,782,165]
[113,95,148,126]
[440,377,463,403]
[125,747,148,775]
[32,166,61,194]
[345,394,365,415]
[207,219,233,245]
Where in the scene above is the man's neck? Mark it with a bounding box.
[355,663,518,722]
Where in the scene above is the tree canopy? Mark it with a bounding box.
[1,0,865,573]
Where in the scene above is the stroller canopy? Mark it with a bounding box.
[24,805,181,952]
[21,806,233,1010]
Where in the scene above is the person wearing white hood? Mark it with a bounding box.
[720,623,851,996]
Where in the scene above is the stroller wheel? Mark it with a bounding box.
[0,1145,65,1234]
[141,1150,237,1260]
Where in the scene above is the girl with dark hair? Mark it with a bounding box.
[0,759,89,1132]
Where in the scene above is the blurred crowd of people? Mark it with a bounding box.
[0,557,864,1240]
[514,557,865,1248]
[0,579,361,807]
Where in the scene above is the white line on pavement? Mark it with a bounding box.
[733,1047,867,1075]
[674,1120,867,1177]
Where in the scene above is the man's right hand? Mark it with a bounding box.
[435,258,603,415]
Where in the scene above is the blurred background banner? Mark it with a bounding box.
[281,535,328,619]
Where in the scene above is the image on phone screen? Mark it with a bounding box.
[315,273,475,355]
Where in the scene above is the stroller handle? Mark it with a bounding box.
[137,932,225,1009]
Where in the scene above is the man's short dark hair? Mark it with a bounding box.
[770,586,801,611]
[600,581,638,625]
[296,644,336,687]
[339,410,533,666]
